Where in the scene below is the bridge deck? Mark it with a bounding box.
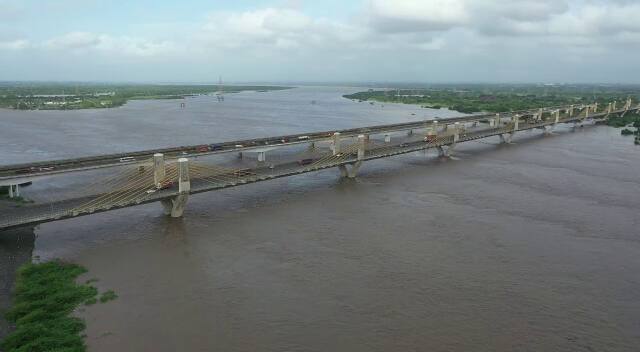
[1,104,636,231]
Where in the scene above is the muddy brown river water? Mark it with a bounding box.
[1,87,639,351]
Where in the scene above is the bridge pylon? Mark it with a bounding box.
[332,132,341,155]
[153,153,165,188]
[161,157,190,218]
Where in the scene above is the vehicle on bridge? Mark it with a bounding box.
[298,158,313,166]
[424,135,437,143]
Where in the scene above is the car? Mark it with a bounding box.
[399,143,410,147]
[158,180,174,190]
[146,189,157,194]
[298,158,313,165]
[197,145,209,152]
[297,136,309,140]
[119,156,135,163]
[235,144,244,148]
[424,135,436,143]
[233,168,251,176]
[210,144,224,151]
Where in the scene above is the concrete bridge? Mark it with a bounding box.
[1,99,638,231]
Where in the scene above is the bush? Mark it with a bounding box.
[1,260,115,352]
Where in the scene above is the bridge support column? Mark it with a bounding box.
[338,161,362,179]
[332,132,341,155]
[554,110,560,124]
[257,151,266,162]
[495,113,501,126]
[538,108,543,121]
[407,129,413,136]
[357,134,366,161]
[607,103,612,116]
[153,153,165,188]
[613,101,617,111]
[161,158,190,218]
[453,122,460,143]
[593,102,598,113]
[7,184,20,198]
[384,134,391,143]
[499,133,512,144]
[569,105,574,117]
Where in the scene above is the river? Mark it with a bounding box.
[1,86,639,351]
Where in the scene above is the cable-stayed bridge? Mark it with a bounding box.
[1,99,638,231]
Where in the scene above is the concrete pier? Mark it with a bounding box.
[332,132,341,155]
[6,184,20,198]
[153,153,165,188]
[161,158,190,217]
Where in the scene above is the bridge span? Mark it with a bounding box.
[1,99,638,231]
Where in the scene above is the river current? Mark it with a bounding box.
[1,86,639,351]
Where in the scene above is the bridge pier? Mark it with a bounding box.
[332,132,341,154]
[338,135,366,178]
[384,134,391,143]
[6,184,20,198]
[338,161,362,179]
[161,158,190,218]
[499,133,512,144]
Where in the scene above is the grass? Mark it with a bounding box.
[606,113,640,128]
[1,260,116,352]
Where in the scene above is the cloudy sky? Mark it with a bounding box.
[1,0,639,83]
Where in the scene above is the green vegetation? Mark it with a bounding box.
[99,290,117,303]
[1,260,116,352]
[344,84,640,114]
[606,113,640,128]
[607,112,640,143]
[0,82,292,110]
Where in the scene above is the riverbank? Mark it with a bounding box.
[343,85,640,114]
[0,83,292,110]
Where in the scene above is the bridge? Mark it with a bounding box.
[1,99,638,231]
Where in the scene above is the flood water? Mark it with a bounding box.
[1,86,640,351]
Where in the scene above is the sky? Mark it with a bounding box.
[1,0,639,83]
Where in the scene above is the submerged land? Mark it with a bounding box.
[0,83,291,110]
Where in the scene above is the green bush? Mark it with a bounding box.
[1,260,115,352]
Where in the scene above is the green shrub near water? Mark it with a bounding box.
[607,113,640,128]
[1,260,114,352]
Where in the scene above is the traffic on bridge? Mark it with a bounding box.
[1,99,637,231]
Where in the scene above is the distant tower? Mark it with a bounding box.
[216,76,224,102]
